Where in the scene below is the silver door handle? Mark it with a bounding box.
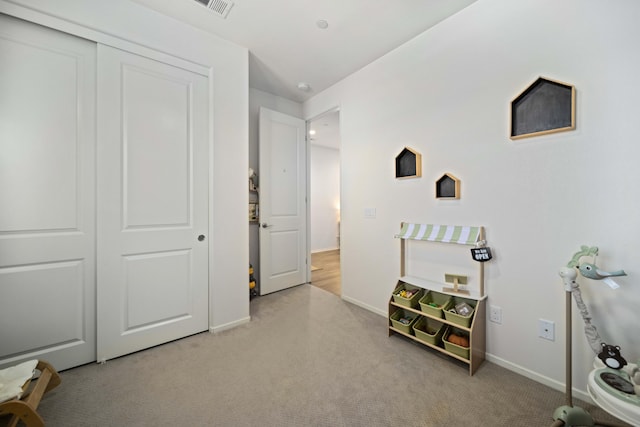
[198,234,206,241]
[261,223,272,228]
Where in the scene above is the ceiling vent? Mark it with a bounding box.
[194,0,234,19]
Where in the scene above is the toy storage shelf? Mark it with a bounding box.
[389,223,487,376]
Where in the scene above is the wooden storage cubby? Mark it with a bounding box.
[395,147,422,179]
[388,223,488,375]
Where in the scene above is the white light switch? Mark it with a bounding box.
[364,208,376,218]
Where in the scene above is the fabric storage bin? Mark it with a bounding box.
[392,282,423,309]
[443,326,470,359]
[419,291,452,318]
[412,316,445,346]
[443,296,476,327]
[389,309,419,334]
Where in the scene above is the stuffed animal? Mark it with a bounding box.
[597,343,627,370]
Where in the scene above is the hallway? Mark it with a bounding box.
[310,249,340,296]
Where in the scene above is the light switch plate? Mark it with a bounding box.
[364,207,376,218]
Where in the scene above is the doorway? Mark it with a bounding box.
[308,109,341,296]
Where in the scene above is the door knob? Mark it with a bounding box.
[198,234,206,241]
[261,223,271,228]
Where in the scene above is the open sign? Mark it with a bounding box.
[471,247,492,262]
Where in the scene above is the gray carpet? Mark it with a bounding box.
[12,285,629,426]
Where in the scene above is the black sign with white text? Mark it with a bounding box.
[471,247,492,262]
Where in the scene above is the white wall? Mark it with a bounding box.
[304,0,640,397]
[248,88,303,293]
[310,145,341,252]
[1,0,250,331]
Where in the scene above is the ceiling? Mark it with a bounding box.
[132,0,477,103]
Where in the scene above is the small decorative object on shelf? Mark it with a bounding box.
[510,76,576,140]
[249,203,258,222]
[446,331,469,348]
[249,167,259,192]
[395,147,422,179]
[435,173,460,199]
[392,283,423,308]
[454,302,473,317]
[443,273,469,295]
[396,288,420,299]
[397,316,414,325]
[443,326,471,359]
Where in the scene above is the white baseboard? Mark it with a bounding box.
[209,316,250,334]
[341,295,387,317]
[311,247,340,254]
[485,353,592,403]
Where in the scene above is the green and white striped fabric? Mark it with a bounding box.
[396,223,480,246]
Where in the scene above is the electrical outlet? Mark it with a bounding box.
[489,305,502,324]
[539,319,555,341]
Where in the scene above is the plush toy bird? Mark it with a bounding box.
[578,262,626,289]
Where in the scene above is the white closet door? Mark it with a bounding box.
[96,45,209,362]
[0,14,96,370]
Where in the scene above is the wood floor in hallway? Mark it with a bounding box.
[310,249,340,296]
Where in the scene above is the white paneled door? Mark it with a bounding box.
[259,108,307,295]
[0,14,97,370]
[96,45,210,362]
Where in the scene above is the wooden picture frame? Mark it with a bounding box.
[510,77,576,140]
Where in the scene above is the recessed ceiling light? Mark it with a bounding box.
[316,20,329,29]
[297,82,311,92]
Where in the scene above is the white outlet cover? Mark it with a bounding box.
[489,306,502,324]
[539,319,555,341]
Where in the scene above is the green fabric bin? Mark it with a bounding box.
[443,296,476,327]
[392,282,423,309]
[419,291,452,318]
[443,326,470,359]
[413,316,445,346]
[389,309,418,334]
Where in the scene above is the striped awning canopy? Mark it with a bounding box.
[396,223,481,246]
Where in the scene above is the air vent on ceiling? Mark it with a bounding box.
[194,0,234,19]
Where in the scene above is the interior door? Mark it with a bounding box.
[259,108,307,295]
[97,44,209,362]
[0,14,96,371]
